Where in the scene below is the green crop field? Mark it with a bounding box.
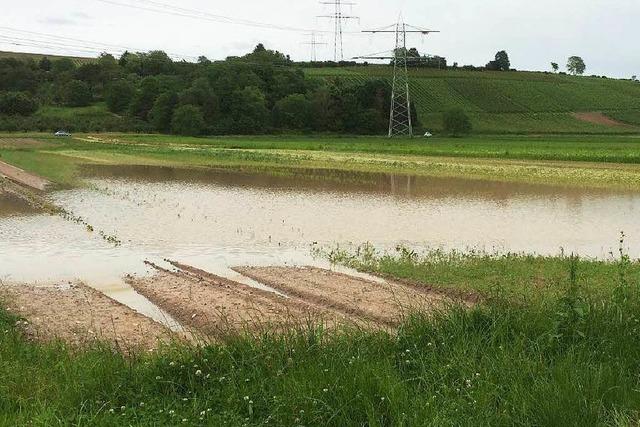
[304,66,640,134]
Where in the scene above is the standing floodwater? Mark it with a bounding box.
[1,165,639,287]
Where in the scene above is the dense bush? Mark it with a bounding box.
[0,92,38,116]
[171,105,205,136]
[105,80,136,113]
[443,108,473,136]
[64,80,92,107]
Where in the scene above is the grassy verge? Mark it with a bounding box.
[2,248,640,425]
[2,134,640,189]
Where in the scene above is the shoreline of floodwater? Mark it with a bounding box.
[2,133,640,190]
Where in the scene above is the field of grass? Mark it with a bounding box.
[2,248,640,425]
[305,66,640,134]
[3,134,640,189]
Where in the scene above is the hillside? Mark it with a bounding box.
[2,47,640,135]
[305,66,640,134]
[0,50,95,66]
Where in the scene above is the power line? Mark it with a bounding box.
[318,0,359,61]
[0,26,198,61]
[96,0,337,34]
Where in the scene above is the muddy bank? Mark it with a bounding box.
[0,160,51,191]
[127,262,355,339]
[234,266,449,327]
[0,283,173,351]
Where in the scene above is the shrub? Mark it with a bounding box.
[443,108,473,136]
[105,80,136,113]
[64,80,92,107]
[0,92,38,116]
[171,105,205,136]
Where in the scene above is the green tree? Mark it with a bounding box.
[443,108,472,136]
[567,56,586,75]
[229,86,270,133]
[0,92,38,116]
[551,62,559,73]
[273,94,312,129]
[178,77,219,123]
[52,58,76,75]
[141,51,174,76]
[129,77,161,120]
[64,80,92,107]
[38,57,52,72]
[105,80,135,113]
[149,92,178,132]
[171,104,205,136]
[494,51,511,71]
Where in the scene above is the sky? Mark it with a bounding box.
[2,0,639,78]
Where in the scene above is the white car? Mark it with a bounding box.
[54,131,72,137]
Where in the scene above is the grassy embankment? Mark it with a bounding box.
[2,245,640,425]
[306,66,640,134]
[2,133,640,189]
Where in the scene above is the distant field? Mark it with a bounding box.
[0,50,94,65]
[305,66,640,134]
[2,133,640,189]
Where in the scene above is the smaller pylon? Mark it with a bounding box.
[318,0,359,61]
[302,31,327,62]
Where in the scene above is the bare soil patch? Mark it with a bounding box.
[0,138,46,149]
[0,283,173,352]
[127,262,356,339]
[0,160,51,191]
[234,266,449,327]
[572,112,633,128]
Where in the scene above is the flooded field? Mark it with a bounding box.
[1,165,639,324]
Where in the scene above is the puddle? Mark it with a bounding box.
[1,165,640,325]
[0,192,39,217]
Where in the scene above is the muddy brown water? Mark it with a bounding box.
[1,165,640,326]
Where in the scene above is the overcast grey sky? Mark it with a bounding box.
[2,0,639,78]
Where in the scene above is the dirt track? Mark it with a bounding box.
[0,160,51,191]
[0,138,45,149]
[572,112,632,128]
[234,266,448,327]
[127,262,358,339]
[0,283,173,351]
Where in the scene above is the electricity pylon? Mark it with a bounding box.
[361,19,439,138]
[318,0,358,61]
[302,31,327,62]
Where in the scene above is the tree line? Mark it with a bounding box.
[0,44,407,135]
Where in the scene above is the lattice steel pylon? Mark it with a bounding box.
[302,31,327,62]
[389,22,412,137]
[361,19,439,138]
[318,0,358,61]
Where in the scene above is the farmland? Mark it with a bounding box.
[2,45,640,427]
[3,133,640,189]
[305,66,640,134]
